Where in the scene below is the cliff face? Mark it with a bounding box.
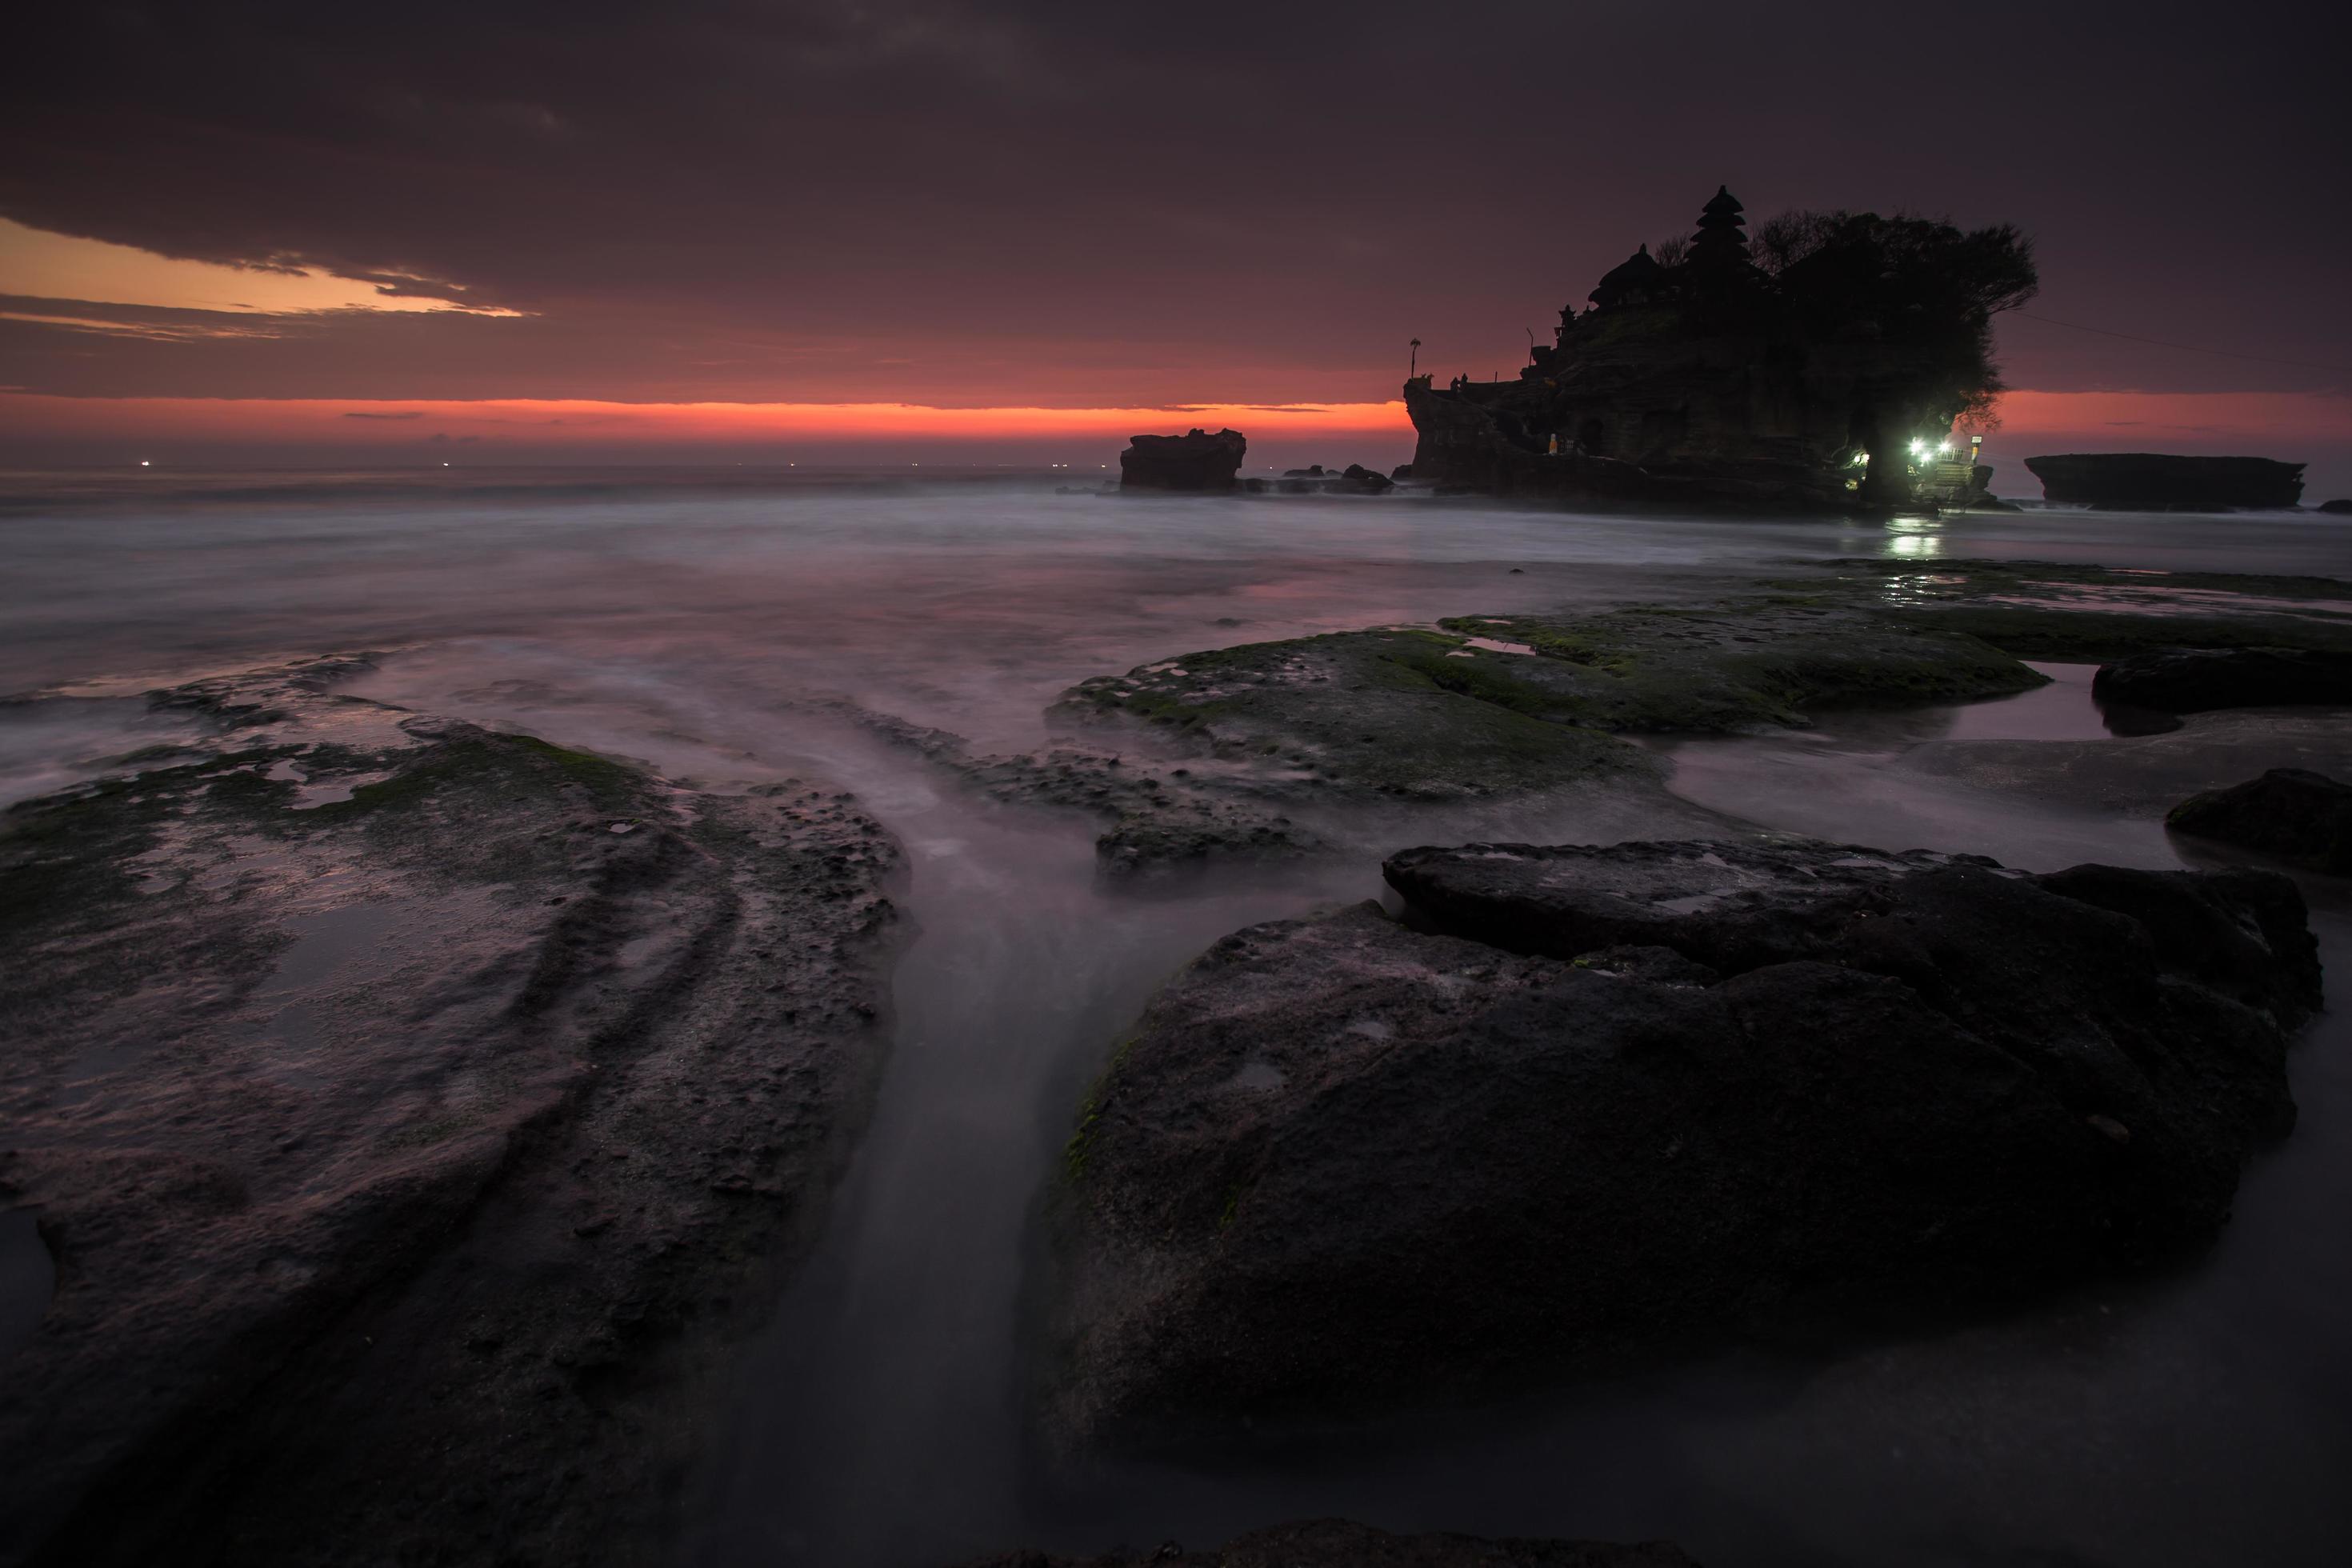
[2024,454,2306,510]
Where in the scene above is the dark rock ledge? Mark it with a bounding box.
[1044,839,2319,1450]
[962,1518,1698,1567]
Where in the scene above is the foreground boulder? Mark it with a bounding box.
[2092,646,2352,713]
[1119,428,1247,492]
[963,1519,1696,1567]
[1046,840,2317,1447]
[2023,453,2305,509]
[2170,768,2352,874]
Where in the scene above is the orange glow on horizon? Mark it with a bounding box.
[2,390,2342,462]
[0,394,1416,448]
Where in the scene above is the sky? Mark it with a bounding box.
[2,1,2346,490]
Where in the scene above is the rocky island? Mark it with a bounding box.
[1403,188,2038,511]
[2023,453,2307,509]
[1118,428,1247,491]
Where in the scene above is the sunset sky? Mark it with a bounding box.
[4,2,2346,489]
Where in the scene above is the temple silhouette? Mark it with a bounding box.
[1404,186,2034,510]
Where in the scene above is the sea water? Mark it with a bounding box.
[4,468,2350,1567]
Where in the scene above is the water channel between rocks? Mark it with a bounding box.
[5,474,2350,1567]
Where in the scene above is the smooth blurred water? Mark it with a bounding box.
[5,469,2351,1567]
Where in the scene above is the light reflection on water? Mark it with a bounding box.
[2,472,2350,1566]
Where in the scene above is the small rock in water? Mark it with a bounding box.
[2168,767,2352,874]
[2092,646,2352,714]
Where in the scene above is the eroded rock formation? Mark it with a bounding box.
[0,657,902,1566]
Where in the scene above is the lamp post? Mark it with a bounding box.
[1410,338,1421,378]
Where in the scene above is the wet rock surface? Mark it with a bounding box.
[1051,601,2036,785]
[2169,768,2352,874]
[0,658,902,1566]
[1809,558,2352,662]
[864,560,2350,881]
[2094,646,2352,714]
[1045,840,2318,1448]
[961,1518,1697,1567]
[822,700,1327,876]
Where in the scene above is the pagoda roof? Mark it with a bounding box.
[1596,243,1664,288]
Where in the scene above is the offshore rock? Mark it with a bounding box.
[1119,428,1246,492]
[2024,453,2306,510]
[1045,840,2316,1447]
[2092,646,2352,713]
[0,658,903,1567]
[2319,498,2352,515]
[961,1519,1698,1567]
[2169,768,2352,874]
[1250,463,1394,496]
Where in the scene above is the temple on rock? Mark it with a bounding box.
[1403,186,2037,510]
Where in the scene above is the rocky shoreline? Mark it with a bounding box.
[4,551,2350,1566]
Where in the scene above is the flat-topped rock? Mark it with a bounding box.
[1045,840,2318,1448]
[2024,453,2306,510]
[1118,428,1246,491]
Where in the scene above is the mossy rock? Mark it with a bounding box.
[1053,627,1648,799]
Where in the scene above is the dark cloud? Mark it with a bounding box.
[2,2,2344,405]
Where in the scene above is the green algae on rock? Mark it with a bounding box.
[1056,602,2043,754]
[1054,627,1649,795]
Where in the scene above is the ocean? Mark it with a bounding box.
[5,466,2350,1566]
